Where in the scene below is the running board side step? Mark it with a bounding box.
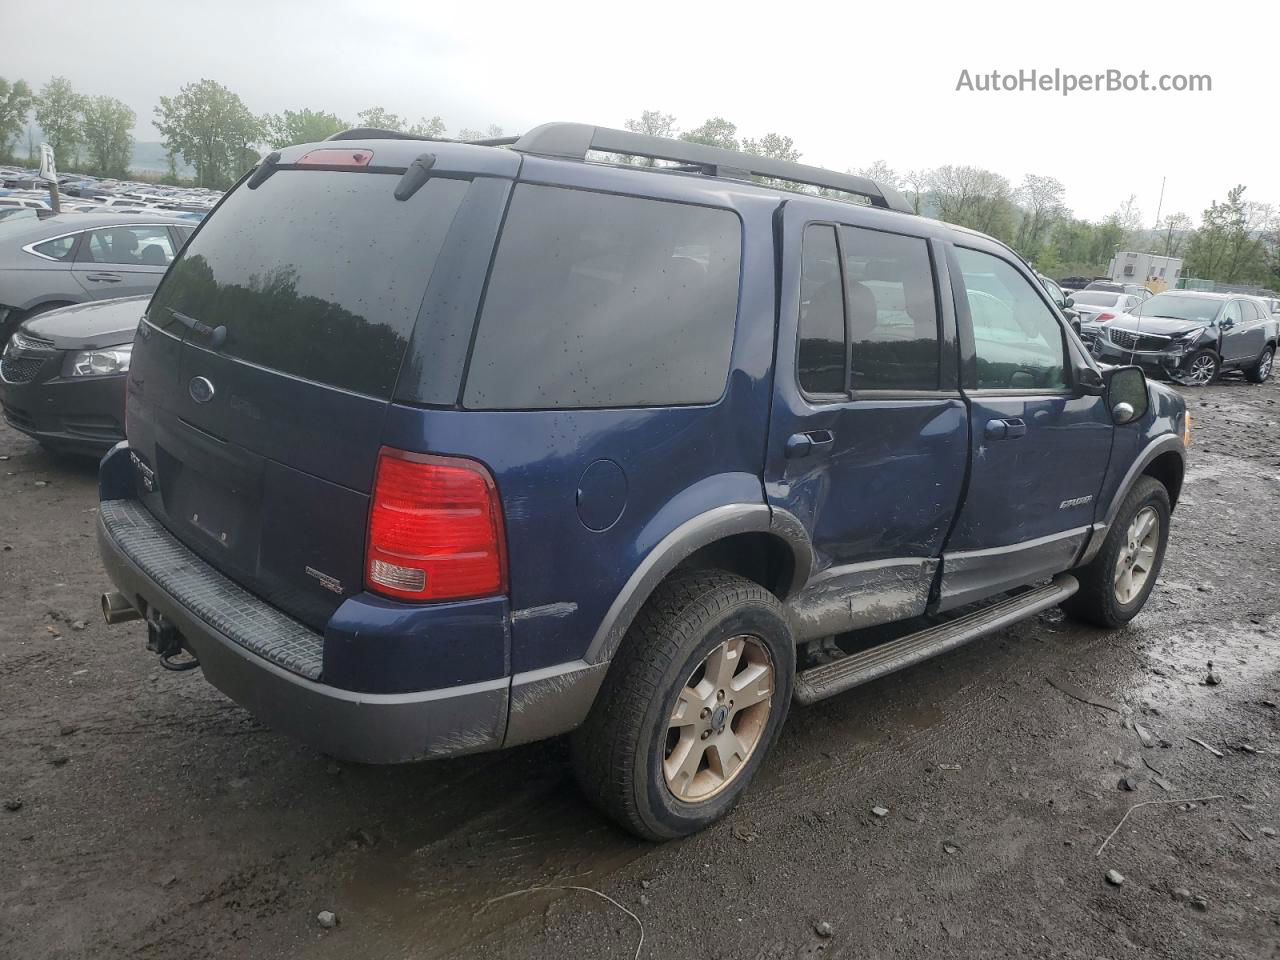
[793,574,1078,705]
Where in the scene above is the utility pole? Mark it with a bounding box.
[1152,176,1166,232]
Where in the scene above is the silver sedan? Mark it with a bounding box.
[0,212,195,342]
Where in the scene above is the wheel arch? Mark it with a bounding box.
[582,504,813,666]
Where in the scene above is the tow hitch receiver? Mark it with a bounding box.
[146,610,201,672]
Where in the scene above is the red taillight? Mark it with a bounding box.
[295,148,374,168]
[365,448,507,603]
[1095,313,1115,323]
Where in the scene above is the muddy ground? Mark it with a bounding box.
[2,376,1278,960]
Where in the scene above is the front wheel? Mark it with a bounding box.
[571,570,794,840]
[1063,476,1171,628]
[1181,349,1219,386]
[1245,346,1274,384]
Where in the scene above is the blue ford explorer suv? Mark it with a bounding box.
[97,123,1189,839]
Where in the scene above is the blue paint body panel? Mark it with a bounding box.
[101,134,1186,715]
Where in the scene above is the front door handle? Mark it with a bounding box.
[785,429,836,459]
[87,273,122,283]
[984,418,1027,441]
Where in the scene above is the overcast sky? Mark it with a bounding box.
[8,0,1277,221]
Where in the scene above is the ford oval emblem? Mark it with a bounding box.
[188,376,215,403]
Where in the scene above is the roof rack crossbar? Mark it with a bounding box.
[509,123,914,214]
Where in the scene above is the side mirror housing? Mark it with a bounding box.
[1105,365,1149,424]
[1076,365,1105,396]
[1064,296,1075,308]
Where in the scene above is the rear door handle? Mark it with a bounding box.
[87,273,122,283]
[785,429,835,459]
[985,418,1027,440]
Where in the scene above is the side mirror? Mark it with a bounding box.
[1064,296,1075,308]
[1105,365,1149,424]
[1076,365,1105,396]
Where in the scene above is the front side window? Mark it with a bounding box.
[797,225,845,395]
[84,225,175,266]
[32,234,77,261]
[1222,301,1244,326]
[840,226,939,390]
[464,185,741,409]
[954,246,1067,391]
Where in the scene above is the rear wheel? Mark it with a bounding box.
[1064,476,1170,628]
[571,570,794,840]
[1245,346,1274,384]
[1182,349,1219,386]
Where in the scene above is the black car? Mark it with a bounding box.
[1092,291,1278,385]
[0,296,142,454]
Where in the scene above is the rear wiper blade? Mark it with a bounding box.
[168,308,227,348]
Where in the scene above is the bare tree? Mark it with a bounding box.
[927,165,1016,238]
[854,160,900,191]
[1013,174,1066,260]
[1157,212,1193,258]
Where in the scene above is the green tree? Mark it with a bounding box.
[741,132,800,162]
[80,96,135,177]
[154,79,263,189]
[681,117,738,150]
[35,76,86,167]
[356,106,406,131]
[407,115,446,138]
[1012,174,1066,263]
[1184,185,1272,284]
[0,77,35,161]
[625,109,678,139]
[263,108,347,148]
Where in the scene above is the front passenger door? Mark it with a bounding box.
[71,225,176,300]
[940,244,1113,609]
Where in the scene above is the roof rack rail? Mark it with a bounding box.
[510,122,914,215]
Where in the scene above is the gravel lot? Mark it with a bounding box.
[2,376,1278,960]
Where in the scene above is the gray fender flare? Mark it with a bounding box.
[1079,434,1185,566]
[582,503,813,666]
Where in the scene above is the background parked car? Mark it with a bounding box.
[1091,291,1277,385]
[0,212,193,343]
[0,296,143,454]
[1038,273,1080,332]
[1070,290,1145,343]
[1085,280,1152,300]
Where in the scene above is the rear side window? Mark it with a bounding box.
[84,225,175,265]
[463,185,741,409]
[148,172,468,398]
[797,225,846,394]
[840,226,939,390]
[32,234,77,261]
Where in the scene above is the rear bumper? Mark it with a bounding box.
[97,499,510,763]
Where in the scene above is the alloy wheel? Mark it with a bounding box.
[663,635,774,802]
[1260,351,1274,380]
[1186,354,1216,385]
[1114,506,1160,604]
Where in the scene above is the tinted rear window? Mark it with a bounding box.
[148,171,468,397]
[463,185,741,409]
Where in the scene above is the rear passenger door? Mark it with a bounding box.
[766,204,969,639]
[70,224,176,299]
[1222,299,1265,362]
[939,243,1113,609]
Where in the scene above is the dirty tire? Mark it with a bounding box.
[1245,346,1274,383]
[571,570,794,841]
[1064,476,1170,628]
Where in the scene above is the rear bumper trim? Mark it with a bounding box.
[97,499,510,762]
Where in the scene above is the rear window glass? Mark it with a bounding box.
[148,171,468,398]
[463,185,741,409]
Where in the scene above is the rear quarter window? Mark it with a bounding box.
[463,185,741,409]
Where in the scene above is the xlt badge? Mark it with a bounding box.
[305,566,344,594]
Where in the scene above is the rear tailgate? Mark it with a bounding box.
[124,148,513,630]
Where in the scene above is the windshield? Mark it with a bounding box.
[1132,294,1221,323]
[1071,292,1123,308]
[148,170,468,398]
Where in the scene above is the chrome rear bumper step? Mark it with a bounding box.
[793,574,1078,705]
